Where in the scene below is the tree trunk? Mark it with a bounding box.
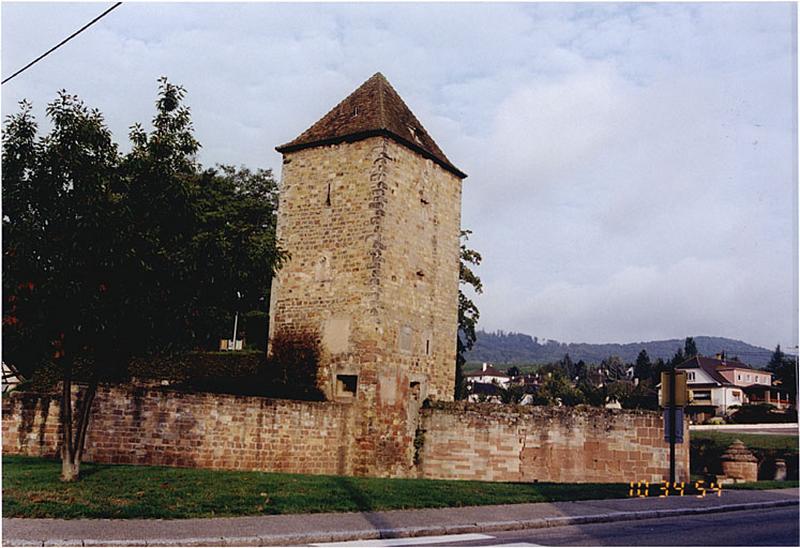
[59,360,99,482]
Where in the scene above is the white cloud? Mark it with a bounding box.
[2,2,795,350]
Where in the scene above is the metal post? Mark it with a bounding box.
[669,364,676,484]
[231,311,239,351]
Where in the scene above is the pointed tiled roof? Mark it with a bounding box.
[276,73,466,179]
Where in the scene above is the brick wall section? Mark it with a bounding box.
[418,403,690,483]
[2,385,354,476]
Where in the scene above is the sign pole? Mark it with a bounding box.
[669,364,676,484]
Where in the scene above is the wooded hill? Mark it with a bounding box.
[465,330,775,368]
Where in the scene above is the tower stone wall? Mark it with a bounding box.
[268,73,464,476]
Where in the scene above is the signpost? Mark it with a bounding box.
[660,367,688,484]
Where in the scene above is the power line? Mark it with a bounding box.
[2,2,123,85]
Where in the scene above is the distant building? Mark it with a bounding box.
[464,363,511,388]
[659,355,788,423]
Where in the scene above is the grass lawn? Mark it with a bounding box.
[3,455,630,519]
[689,431,798,452]
[5,456,796,519]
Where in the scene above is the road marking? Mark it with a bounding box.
[311,533,494,546]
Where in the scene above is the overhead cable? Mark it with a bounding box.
[2,2,123,85]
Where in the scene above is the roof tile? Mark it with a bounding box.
[276,73,466,178]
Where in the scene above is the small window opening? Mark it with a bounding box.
[353,106,359,117]
[425,339,430,355]
[416,269,425,278]
[410,381,421,401]
[326,183,331,206]
[337,374,358,397]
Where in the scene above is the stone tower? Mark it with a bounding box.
[269,73,465,476]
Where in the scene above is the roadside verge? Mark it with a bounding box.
[3,488,797,546]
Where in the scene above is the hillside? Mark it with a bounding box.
[465,330,775,368]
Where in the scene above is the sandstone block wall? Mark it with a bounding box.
[418,403,690,483]
[3,389,690,484]
[269,136,461,403]
[2,385,353,475]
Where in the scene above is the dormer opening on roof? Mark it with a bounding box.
[407,125,422,145]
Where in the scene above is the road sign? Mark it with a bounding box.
[663,408,684,443]
[660,370,688,406]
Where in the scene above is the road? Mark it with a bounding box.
[314,506,800,547]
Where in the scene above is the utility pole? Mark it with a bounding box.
[669,362,676,485]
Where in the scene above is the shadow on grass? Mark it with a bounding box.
[331,476,394,536]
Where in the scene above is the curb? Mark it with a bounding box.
[4,499,798,547]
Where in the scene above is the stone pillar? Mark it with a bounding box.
[720,439,758,483]
[774,458,787,481]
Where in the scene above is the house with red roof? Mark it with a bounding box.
[659,354,789,423]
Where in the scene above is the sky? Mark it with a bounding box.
[2,2,797,351]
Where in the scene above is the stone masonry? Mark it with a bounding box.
[268,73,464,476]
[2,386,685,484]
[3,385,353,475]
[418,402,691,483]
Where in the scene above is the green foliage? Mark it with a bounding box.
[634,349,652,381]
[2,79,286,478]
[499,384,528,404]
[262,330,325,401]
[533,370,585,406]
[767,345,798,399]
[3,455,630,519]
[684,337,698,358]
[455,229,482,400]
[727,404,797,424]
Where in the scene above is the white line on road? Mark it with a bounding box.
[310,533,495,546]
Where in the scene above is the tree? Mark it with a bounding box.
[634,349,652,383]
[455,229,482,400]
[768,345,786,371]
[534,370,585,406]
[671,347,685,368]
[3,92,127,481]
[185,165,284,349]
[767,345,798,400]
[601,356,628,382]
[2,79,286,480]
[558,353,575,379]
[684,337,698,358]
[506,366,522,378]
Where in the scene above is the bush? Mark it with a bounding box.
[263,330,325,401]
[728,403,797,424]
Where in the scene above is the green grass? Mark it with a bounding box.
[690,431,798,452]
[6,456,796,519]
[3,455,633,519]
[726,480,799,490]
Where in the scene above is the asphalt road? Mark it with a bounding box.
[418,506,800,547]
[320,506,800,547]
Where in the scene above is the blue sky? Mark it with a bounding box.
[2,2,797,350]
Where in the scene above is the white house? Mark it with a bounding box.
[659,355,779,422]
[464,363,511,388]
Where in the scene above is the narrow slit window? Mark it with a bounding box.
[326,183,331,206]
